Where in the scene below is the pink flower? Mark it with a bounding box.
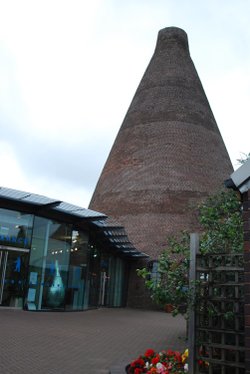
[156,362,168,373]
[128,347,187,373]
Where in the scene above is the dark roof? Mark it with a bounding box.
[0,186,106,219]
[92,219,149,258]
[229,158,250,193]
[0,186,148,259]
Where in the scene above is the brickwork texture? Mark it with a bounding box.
[243,190,250,373]
[89,27,233,307]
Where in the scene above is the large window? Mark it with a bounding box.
[0,209,131,311]
[98,254,127,307]
[147,261,160,285]
[26,220,103,311]
[65,230,89,310]
[87,244,101,308]
[104,256,125,307]
[26,217,71,310]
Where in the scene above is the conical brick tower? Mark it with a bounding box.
[89,27,233,259]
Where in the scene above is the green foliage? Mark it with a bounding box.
[199,189,243,253]
[137,189,243,316]
[137,233,190,316]
[237,152,250,165]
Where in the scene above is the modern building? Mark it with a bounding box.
[0,187,147,311]
[89,27,233,307]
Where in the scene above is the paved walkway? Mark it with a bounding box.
[0,308,186,374]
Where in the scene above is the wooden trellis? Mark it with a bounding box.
[189,234,245,374]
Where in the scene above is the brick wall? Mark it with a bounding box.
[243,190,250,373]
[89,27,233,308]
[126,259,159,309]
[89,27,233,260]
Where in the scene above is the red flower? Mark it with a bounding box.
[131,358,145,368]
[131,360,137,368]
[144,349,155,358]
[134,369,143,374]
[148,368,157,373]
[174,351,182,363]
[151,356,160,365]
[128,347,187,373]
[166,349,175,356]
[138,358,145,367]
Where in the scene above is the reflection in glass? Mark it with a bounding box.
[0,250,28,307]
[65,230,89,310]
[0,208,33,248]
[27,217,71,310]
[88,245,100,308]
[25,216,128,310]
[105,256,126,307]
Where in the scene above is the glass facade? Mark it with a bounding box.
[0,208,128,311]
[26,217,71,310]
[100,255,126,307]
[65,230,89,310]
[0,208,33,249]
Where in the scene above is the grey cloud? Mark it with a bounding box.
[1,119,110,192]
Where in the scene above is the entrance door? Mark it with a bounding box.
[0,249,29,307]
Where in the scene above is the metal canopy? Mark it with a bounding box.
[0,186,106,220]
[0,186,148,259]
[92,220,149,259]
[53,201,106,219]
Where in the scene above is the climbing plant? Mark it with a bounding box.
[137,233,190,315]
[199,189,243,254]
[137,189,243,316]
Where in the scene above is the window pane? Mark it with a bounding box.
[0,208,33,249]
[65,230,89,310]
[100,255,126,307]
[87,245,100,307]
[26,217,71,310]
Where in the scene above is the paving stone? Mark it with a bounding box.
[0,308,186,373]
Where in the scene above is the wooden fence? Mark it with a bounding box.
[188,234,245,374]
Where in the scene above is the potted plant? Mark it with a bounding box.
[126,348,189,373]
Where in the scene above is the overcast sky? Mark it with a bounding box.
[0,0,249,208]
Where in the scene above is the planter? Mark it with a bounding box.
[125,364,131,373]
[164,304,174,313]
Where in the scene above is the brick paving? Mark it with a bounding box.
[0,307,186,374]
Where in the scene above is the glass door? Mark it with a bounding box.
[0,249,29,307]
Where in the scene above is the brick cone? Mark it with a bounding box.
[89,27,233,259]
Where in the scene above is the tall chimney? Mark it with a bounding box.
[89,27,233,258]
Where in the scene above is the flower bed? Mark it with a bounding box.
[126,348,188,373]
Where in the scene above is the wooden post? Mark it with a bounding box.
[188,233,199,374]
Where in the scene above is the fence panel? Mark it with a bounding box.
[193,250,245,373]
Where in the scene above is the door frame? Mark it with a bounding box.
[0,246,30,307]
